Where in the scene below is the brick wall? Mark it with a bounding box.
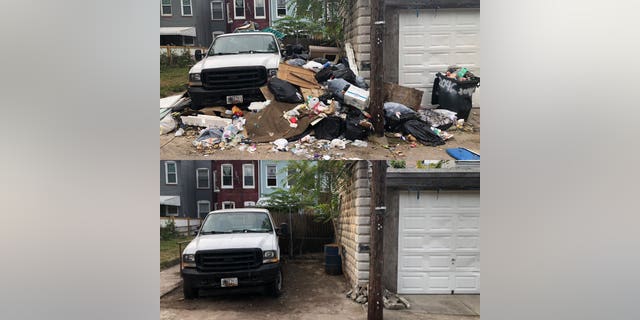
[336,161,372,287]
[343,0,372,81]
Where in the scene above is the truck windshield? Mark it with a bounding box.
[200,212,273,234]
[209,35,278,55]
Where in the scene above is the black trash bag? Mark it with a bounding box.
[332,68,357,84]
[402,119,445,147]
[268,78,304,103]
[312,57,329,65]
[383,102,417,132]
[431,73,479,121]
[318,92,335,105]
[385,112,419,133]
[285,44,305,56]
[327,79,351,102]
[315,67,333,83]
[344,107,370,141]
[313,116,345,140]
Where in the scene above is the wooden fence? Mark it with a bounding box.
[160,217,202,237]
[160,211,334,256]
[270,209,335,256]
[160,46,207,65]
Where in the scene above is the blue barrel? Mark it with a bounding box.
[324,244,342,275]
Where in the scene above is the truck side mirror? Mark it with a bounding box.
[194,49,203,61]
[192,230,198,236]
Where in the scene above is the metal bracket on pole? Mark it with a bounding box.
[374,206,386,215]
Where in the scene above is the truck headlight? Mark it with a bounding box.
[182,254,196,268]
[267,68,278,77]
[189,73,202,86]
[263,250,278,264]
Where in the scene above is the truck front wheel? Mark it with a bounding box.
[183,280,199,300]
[267,269,283,297]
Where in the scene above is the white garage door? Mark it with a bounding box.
[398,190,480,294]
[398,9,480,107]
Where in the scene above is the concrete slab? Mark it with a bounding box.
[160,265,182,298]
[403,295,478,316]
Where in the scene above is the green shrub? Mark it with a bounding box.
[160,219,178,240]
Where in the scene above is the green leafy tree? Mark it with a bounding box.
[262,161,351,240]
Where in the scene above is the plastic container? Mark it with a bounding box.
[324,244,342,275]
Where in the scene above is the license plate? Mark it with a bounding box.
[221,277,238,288]
[226,95,243,104]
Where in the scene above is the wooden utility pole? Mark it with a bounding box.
[368,160,387,320]
[370,0,385,136]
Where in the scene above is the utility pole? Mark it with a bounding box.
[368,160,387,320]
[370,0,385,136]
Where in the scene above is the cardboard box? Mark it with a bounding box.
[344,85,370,110]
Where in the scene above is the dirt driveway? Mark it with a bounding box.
[160,258,363,320]
[160,109,480,161]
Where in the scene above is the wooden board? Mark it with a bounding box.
[384,83,424,110]
[277,63,320,89]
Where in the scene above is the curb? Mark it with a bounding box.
[160,279,183,299]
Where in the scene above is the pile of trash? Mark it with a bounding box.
[346,284,411,310]
[160,46,477,156]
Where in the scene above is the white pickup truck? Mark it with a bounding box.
[180,208,283,299]
[187,32,282,108]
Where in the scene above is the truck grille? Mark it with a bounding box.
[201,67,268,90]
[195,249,262,272]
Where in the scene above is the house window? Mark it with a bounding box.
[196,168,209,189]
[213,170,219,192]
[277,0,286,17]
[161,0,172,16]
[181,0,193,16]
[165,161,177,184]
[223,201,235,209]
[287,166,296,188]
[266,164,277,187]
[243,163,255,188]
[165,205,179,216]
[234,0,245,18]
[221,164,233,189]
[254,0,266,18]
[211,0,224,20]
[244,201,256,207]
[197,200,210,218]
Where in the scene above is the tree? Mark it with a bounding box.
[262,161,351,240]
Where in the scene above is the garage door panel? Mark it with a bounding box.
[454,254,480,271]
[455,235,480,251]
[427,273,453,293]
[399,274,426,293]
[400,254,451,271]
[453,273,480,293]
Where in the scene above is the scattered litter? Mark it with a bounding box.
[181,115,232,128]
[330,138,347,149]
[160,114,176,135]
[351,139,368,147]
[273,138,289,151]
[174,127,184,137]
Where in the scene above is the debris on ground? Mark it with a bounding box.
[161,48,478,157]
[345,284,411,310]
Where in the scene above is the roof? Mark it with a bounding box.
[216,32,274,38]
[386,168,480,190]
[160,196,180,206]
[160,27,196,37]
[385,0,480,9]
[208,208,270,215]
